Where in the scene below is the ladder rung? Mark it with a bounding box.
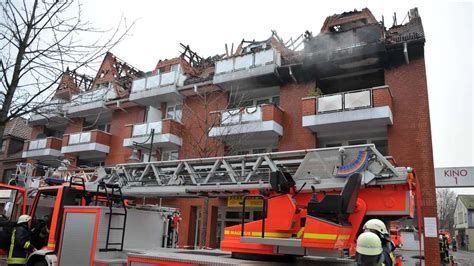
[105,213,126,216]
[99,248,121,252]
[109,227,125,230]
[107,243,123,245]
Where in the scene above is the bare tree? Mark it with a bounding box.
[436,188,456,231]
[0,0,134,136]
[181,86,254,159]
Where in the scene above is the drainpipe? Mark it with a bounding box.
[403,42,409,65]
[289,66,297,83]
[116,100,128,113]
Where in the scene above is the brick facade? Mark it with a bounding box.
[279,82,317,151]
[385,58,439,264]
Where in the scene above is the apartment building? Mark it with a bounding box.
[20,7,438,263]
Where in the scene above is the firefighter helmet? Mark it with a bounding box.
[356,232,383,256]
[17,215,31,224]
[363,219,389,237]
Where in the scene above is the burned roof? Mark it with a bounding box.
[386,15,425,44]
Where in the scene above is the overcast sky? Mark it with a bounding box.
[81,0,473,190]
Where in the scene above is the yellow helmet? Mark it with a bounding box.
[363,219,389,237]
[356,232,383,256]
[17,214,32,224]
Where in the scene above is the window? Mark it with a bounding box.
[166,104,182,122]
[458,212,463,224]
[0,139,5,153]
[272,96,280,105]
[162,150,179,161]
[171,64,180,73]
[325,143,342,148]
[141,153,157,162]
[232,95,279,108]
[348,140,367,145]
[323,139,388,156]
[372,140,388,156]
[233,147,277,155]
[97,123,111,133]
[256,99,270,105]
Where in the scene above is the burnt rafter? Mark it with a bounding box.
[57,67,94,94]
[108,53,144,92]
[179,43,224,69]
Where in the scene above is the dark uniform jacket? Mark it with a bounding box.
[7,223,36,265]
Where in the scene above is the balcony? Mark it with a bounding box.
[209,104,283,148]
[123,119,184,149]
[129,71,185,106]
[22,137,63,162]
[28,100,67,126]
[302,86,393,139]
[213,49,281,89]
[303,24,385,79]
[61,130,111,159]
[64,87,116,118]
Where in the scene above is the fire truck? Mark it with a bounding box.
[0,144,419,265]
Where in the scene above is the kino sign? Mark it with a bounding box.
[435,167,474,187]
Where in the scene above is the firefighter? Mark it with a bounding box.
[452,237,457,252]
[7,215,37,266]
[363,219,395,266]
[355,232,384,266]
[439,234,449,264]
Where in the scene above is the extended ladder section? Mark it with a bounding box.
[95,182,128,252]
[95,144,407,197]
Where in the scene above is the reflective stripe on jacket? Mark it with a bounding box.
[6,224,35,265]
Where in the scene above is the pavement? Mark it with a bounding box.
[397,249,474,266]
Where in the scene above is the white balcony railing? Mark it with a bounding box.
[221,106,262,126]
[131,71,185,93]
[28,139,47,150]
[215,49,281,75]
[68,132,91,145]
[132,122,162,137]
[317,89,372,113]
[69,87,117,106]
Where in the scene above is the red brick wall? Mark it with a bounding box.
[261,104,284,125]
[301,97,317,116]
[90,130,111,146]
[30,125,45,139]
[180,88,227,159]
[385,58,439,264]
[372,86,393,109]
[279,83,317,150]
[105,106,145,165]
[48,137,63,150]
[162,119,184,137]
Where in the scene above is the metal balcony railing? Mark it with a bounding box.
[68,132,92,145]
[28,139,47,150]
[69,86,116,107]
[131,71,185,93]
[220,106,263,126]
[215,49,281,75]
[131,122,162,137]
[317,89,373,113]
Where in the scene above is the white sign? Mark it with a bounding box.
[0,190,12,199]
[424,217,438,238]
[435,167,474,187]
